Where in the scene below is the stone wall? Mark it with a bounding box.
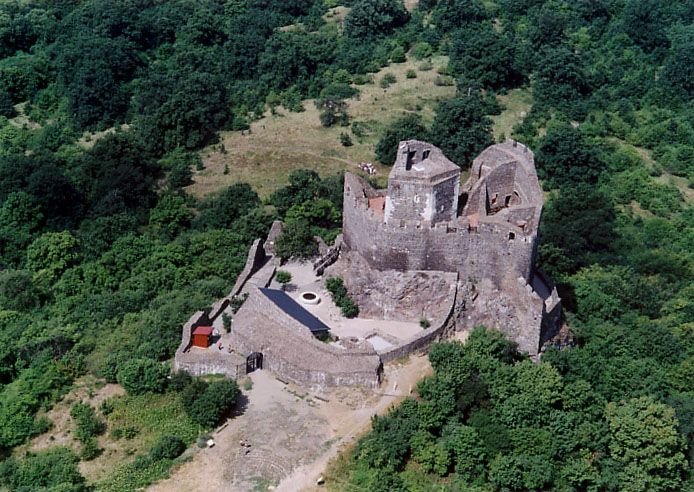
[343,173,537,284]
[208,237,267,320]
[379,280,459,363]
[229,287,383,388]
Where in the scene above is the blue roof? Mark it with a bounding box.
[259,288,330,334]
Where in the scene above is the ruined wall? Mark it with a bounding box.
[343,175,537,284]
[384,170,459,224]
[229,288,383,388]
[175,350,246,379]
[208,237,267,320]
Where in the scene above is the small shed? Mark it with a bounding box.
[192,326,213,348]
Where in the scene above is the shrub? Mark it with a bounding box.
[380,73,397,88]
[182,379,240,428]
[419,61,434,71]
[326,277,360,318]
[412,42,434,60]
[274,220,318,261]
[406,69,417,79]
[116,358,169,395]
[275,270,292,289]
[340,132,353,147]
[434,75,455,86]
[80,437,101,461]
[420,318,431,329]
[99,400,114,416]
[149,435,186,461]
[70,402,105,443]
[353,74,374,85]
[390,46,406,63]
[169,370,193,392]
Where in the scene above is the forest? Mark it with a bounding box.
[0,0,691,490]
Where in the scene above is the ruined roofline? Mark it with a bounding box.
[390,140,460,180]
[344,171,538,237]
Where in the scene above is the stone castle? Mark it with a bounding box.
[336,140,561,356]
[174,140,562,387]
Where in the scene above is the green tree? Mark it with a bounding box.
[535,123,604,188]
[375,114,429,165]
[430,95,494,168]
[664,24,694,97]
[0,447,86,491]
[149,435,186,460]
[275,270,292,291]
[606,396,687,492]
[344,0,410,40]
[273,220,317,261]
[26,231,80,285]
[315,97,349,128]
[182,378,240,428]
[193,183,260,230]
[149,194,192,239]
[0,90,16,118]
[116,359,168,395]
[448,23,520,90]
[0,270,40,311]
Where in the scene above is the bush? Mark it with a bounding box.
[434,75,454,86]
[70,402,105,443]
[419,61,434,71]
[80,437,101,461]
[353,74,374,85]
[274,220,318,261]
[149,435,186,461]
[169,370,193,392]
[380,73,397,88]
[116,359,169,395]
[182,379,240,428]
[326,277,359,318]
[0,447,86,490]
[412,42,434,60]
[275,270,292,289]
[340,132,353,146]
[420,318,431,329]
[406,69,417,79]
[390,46,406,63]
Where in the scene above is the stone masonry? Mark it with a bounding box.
[338,140,562,356]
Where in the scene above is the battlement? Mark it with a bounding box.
[343,141,544,283]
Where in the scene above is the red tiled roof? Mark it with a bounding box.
[193,326,213,336]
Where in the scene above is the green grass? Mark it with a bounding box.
[492,88,533,141]
[106,392,201,448]
[93,392,202,490]
[190,56,455,199]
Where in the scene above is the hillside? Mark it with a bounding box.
[0,1,691,491]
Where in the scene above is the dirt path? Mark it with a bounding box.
[148,355,431,492]
[275,355,432,492]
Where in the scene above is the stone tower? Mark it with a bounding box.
[384,140,460,225]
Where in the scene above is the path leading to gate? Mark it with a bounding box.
[148,355,432,492]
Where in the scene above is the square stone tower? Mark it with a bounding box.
[384,140,460,225]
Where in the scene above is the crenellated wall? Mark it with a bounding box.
[343,173,538,284]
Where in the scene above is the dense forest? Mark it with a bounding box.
[0,0,691,490]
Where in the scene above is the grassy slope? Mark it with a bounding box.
[188,56,456,199]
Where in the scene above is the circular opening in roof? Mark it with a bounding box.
[300,291,320,305]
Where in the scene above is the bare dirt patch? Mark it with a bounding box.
[147,355,432,492]
[188,56,454,199]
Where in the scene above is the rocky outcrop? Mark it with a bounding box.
[327,250,457,322]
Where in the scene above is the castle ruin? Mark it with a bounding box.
[174,140,562,388]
